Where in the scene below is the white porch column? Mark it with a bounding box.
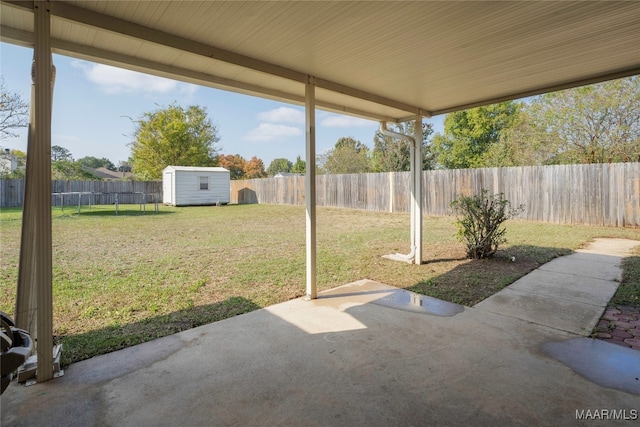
[413,115,423,265]
[16,0,54,382]
[305,77,317,299]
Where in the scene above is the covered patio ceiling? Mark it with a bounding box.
[2,1,639,122]
[1,0,639,384]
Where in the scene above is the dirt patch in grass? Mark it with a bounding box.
[1,204,639,365]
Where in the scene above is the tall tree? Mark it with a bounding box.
[130,103,220,179]
[529,76,640,163]
[51,145,73,162]
[244,156,267,179]
[483,77,640,166]
[266,158,293,176]
[319,137,370,174]
[0,76,29,140]
[482,109,562,167]
[218,154,246,180]
[371,121,434,172]
[52,160,98,180]
[431,101,521,169]
[77,156,116,171]
[291,155,306,174]
[48,145,99,179]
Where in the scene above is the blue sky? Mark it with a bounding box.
[0,42,444,168]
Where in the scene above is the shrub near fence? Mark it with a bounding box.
[231,163,640,227]
[0,180,162,208]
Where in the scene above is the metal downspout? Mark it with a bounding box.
[379,122,417,264]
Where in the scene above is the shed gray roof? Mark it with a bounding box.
[164,166,229,173]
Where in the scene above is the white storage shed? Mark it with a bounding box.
[162,166,230,206]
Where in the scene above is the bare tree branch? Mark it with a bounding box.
[0,76,29,140]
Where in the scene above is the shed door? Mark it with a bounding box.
[163,172,173,204]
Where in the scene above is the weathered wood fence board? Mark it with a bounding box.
[3,164,638,226]
[0,179,24,208]
[0,180,162,208]
[230,163,640,227]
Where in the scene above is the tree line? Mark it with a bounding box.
[1,76,637,180]
[319,76,639,173]
[0,145,128,180]
[434,76,639,168]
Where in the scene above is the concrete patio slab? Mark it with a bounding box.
[474,287,605,335]
[475,238,639,337]
[507,269,619,306]
[543,337,640,395]
[2,280,639,427]
[568,251,624,265]
[537,255,623,282]
[575,238,640,257]
[2,238,639,426]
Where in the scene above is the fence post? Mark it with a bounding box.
[389,172,394,213]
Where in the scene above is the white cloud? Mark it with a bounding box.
[71,61,197,95]
[257,107,304,124]
[247,107,304,142]
[244,123,302,142]
[320,114,374,128]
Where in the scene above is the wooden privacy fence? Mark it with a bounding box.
[231,163,640,227]
[0,179,162,208]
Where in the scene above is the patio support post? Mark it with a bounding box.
[305,76,317,299]
[413,115,423,265]
[15,0,55,382]
[15,66,38,340]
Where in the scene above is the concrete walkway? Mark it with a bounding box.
[475,238,639,336]
[2,239,639,426]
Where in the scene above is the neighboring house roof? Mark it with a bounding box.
[274,172,303,178]
[163,166,229,173]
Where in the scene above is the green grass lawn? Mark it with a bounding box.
[614,245,640,306]
[1,203,639,365]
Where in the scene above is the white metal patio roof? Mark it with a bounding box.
[2,0,639,384]
[2,1,639,122]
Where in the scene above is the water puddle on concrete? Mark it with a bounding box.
[542,338,640,395]
[371,289,464,317]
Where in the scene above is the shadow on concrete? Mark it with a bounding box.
[5,294,397,426]
[5,241,637,425]
[4,278,638,427]
[59,296,262,367]
[406,244,573,306]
